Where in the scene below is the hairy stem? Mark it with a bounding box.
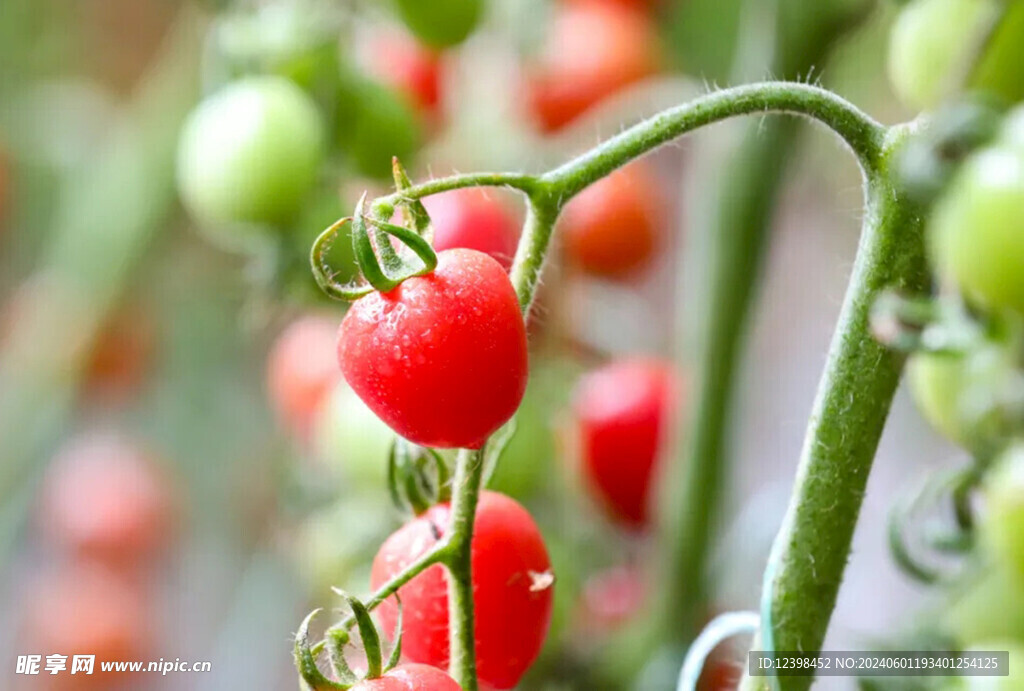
[444,448,487,691]
[741,125,929,690]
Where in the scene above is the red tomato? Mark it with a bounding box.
[39,433,175,567]
[83,307,154,402]
[424,189,520,271]
[573,358,676,527]
[526,0,660,132]
[338,249,528,449]
[356,664,462,690]
[580,565,646,630]
[267,315,340,439]
[365,30,443,119]
[559,162,663,279]
[22,564,153,689]
[371,491,553,690]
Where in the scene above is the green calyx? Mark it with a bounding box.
[388,439,452,516]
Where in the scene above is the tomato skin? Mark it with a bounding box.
[424,190,520,271]
[930,146,1024,315]
[177,76,324,226]
[573,358,675,527]
[906,351,971,445]
[559,163,663,278]
[268,316,341,440]
[393,0,482,48]
[39,433,174,568]
[338,249,528,449]
[356,663,462,690]
[371,491,553,690]
[980,444,1024,582]
[365,31,443,119]
[527,0,660,132]
[313,382,395,486]
[887,0,999,112]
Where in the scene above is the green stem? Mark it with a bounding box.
[443,448,487,691]
[742,124,929,691]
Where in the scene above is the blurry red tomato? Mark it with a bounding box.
[580,565,646,630]
[559,162,664,279]
[573,358,676,527]
[267,315,340,439]
[424,189,521,270]
[22,564,153,689]
[39,433,175,568]
[83,308,154,402]
[365,30,443,119]
[527,0,660,132]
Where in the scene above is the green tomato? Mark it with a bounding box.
[930,146,1024,315]
[393,0,483,48]
[312,382,395,488]
[337,77,422,180]
[971,0,1024,107]
[294,497,391,596]
[980,444,1024,583]
[944,564,1024,644]
[888,0,999,111]
[177,76,324,228]
[908,351,973,445]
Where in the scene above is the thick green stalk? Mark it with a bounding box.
[742,125,929,691]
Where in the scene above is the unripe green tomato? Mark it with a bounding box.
[930,146,1024,315]
[294,498,391,596]
[980,444,1024,583]
[337,77,422,180]
[312,382,395,488]
[177,76,324,227]
[393,0,483,48]
[907,351,973,444]
[887,0,999,111]
[945,565,1024,644]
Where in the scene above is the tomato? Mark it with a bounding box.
[944,564,1024,643]
[364,30,444,120]
[312,382,394,486]
[267,315,341,440]
[579,565,646,631]
[887,0,1000,112]
[559,162,663,279]
[423,189,520,271]
[177,76,324,227]
[22,564,152,689]
[356,664,462,690]
[83,307,154,402]
[39,433,174,567]
[371,491,553,690]
[980,443,1024,582]
[338,249,528,449]
[906,351,972,445]
[393,0,483,48]
[526,0,660,132]
[929,146,1024,315]
[337,76,423,180]
[573,358,676,527]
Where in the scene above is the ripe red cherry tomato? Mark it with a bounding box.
[573,358,676,527]
[267,315,341,439]
[364,30,443,120]
[526,0,660,132]
[424,190,520,271]
[559,162,664,279]
[23,565,153,689]
[39,433,175,568]
[355,664,462,690]
[371,491,553,690]
[338,249,528,449]
[580,565,646,631]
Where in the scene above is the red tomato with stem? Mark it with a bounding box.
[355,664,462,690]
[424,189,521,271]
[573,358,676,527]
[527,0,660,132]
[39,433,175,568]
[365,30,443,120]
[371,491,554,690]
[559,162,664,279]
[338,249,528,449]
[267,315,341,439]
